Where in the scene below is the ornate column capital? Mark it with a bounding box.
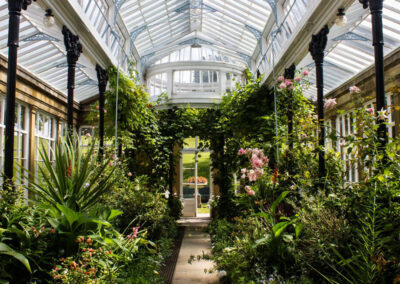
[96,64,108,93]
[359,0,369,9]
[62,26,82,66]
[309,25,329,64]
[8,0,36,12]
[359,0,383,11]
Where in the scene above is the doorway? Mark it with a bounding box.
[181,137,212,217]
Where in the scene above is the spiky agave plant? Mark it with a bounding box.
[28,136,115,213]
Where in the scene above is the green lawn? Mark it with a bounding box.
[198,204,210,214]
[182,152,210,182]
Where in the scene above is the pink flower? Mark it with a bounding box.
[127,172,132,177]
[294,76,301,82]
[245,148,252,155]
[241,174,246,179]
[339,140,345,147]
[96,105,100,109]
[241,168,247,174]
[302,70,309,76]
[290,184,295,191]
[349,86,360,94]
[285,79,293,86]
[288,85,294,90]
[301,133,307,138]
[245,185,251,192]
[366,108,374,114]
[255,168,264,178]
[109,161,114,167]
[104,109,107,113]
[247,190,255,196]
[251,154,263,169]
[85,133,91,137]
[279,83,287,89]
[277,75,285,82]
[248,170,257,182]
[324,98,337,110]
[127,226,140,241]
[238,148,245,155]
[262,156,269,166]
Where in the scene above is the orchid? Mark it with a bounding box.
[285,79,293,86]
[324,98,337,110]
[349,85,361,94]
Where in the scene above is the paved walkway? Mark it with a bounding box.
[172,218,219,284]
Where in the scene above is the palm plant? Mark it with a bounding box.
[28,136,115,213]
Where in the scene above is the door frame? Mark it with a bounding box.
[180,137,213,217]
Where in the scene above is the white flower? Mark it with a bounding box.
[83,182,90,188]
[218,270,227,278]
[377,108,388,120]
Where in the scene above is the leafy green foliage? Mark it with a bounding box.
[29,137,115,212]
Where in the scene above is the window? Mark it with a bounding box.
[0,98,30,185]
[388,94,396,138]
[147,72,168,98]
[336,111,358,183]
[173,70,220,94]
[35,112,57,180]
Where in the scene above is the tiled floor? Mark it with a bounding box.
[172,218,219,284]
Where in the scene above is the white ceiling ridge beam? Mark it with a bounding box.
[146,61,244,78]
[141,34,249,67]
[251,0,285,63]
[146,44,248,69]
[262,0,355,85]
[111,1,141,65]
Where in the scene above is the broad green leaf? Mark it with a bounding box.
[0,243,31,273]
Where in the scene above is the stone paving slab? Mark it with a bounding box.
[172,223,219,284]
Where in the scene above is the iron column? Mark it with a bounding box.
[3,0,35,183]
[359,0,387,147]
[62,26,82,140]
[96,65,108,158]
[309,25,329,178]
[284,64,296,149]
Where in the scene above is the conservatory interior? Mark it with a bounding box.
[1,0,400,283]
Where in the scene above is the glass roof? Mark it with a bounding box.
[298,0,400,100]
[0,0,100,102]
[119,0,272,68]
[1,0,399,105]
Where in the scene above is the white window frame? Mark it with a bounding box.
[0,97,30,187]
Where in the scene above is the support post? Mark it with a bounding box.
[284,64,296,149]
[359,0,387,147]
[62,26,82,140]
[96,65,108,159]
[3,0,35,185]
[309,25,329,178]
